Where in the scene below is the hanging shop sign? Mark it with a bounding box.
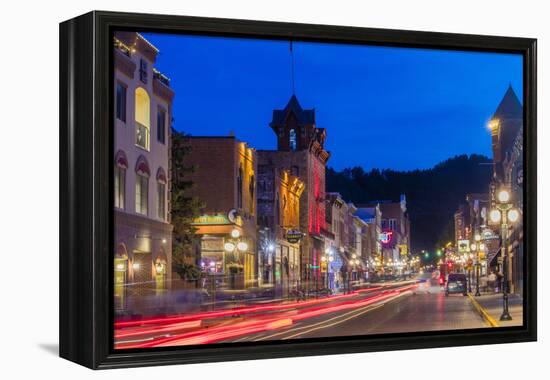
[398,244,408,256]
[481,228,499,241]
[285,230,304,244]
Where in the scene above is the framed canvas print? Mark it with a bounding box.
[59,11,537,369]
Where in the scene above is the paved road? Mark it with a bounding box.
[115,275,489,348]
[226,275,487,343]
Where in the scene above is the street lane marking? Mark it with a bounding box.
[282,304,386,340]
[467,294,499,327]
[257,291,410,341]
[253,303,383,341]
[282,292,411,339]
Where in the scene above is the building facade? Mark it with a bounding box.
[488,85,524,294]
[183,137,258,289]
[259,95,331,292]
[113,32,174,314]
[256,161,305,295]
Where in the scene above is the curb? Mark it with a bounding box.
[468,293,499,327]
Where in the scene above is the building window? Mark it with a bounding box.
[389,218,397,231]
[237,165,243,209]
[116,83,127,122]
[157,107,166,144]
[157,182,166,220]
[135,174,149,215]
[249,174,255,214]
[114,165,126,209]
[381,219,387,229]
[291,165,299,176]
[135,87,150,150]
[139,58,148,83]
[276,193,281,226]
[289,129,297,150]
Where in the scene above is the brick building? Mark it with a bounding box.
[258,95,331,291]
[183,137,257,289]
[256,162,304,295]
[488,85,524,294]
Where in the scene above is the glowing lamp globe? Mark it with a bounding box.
[508,209,520,223]
[224,242,236,252]
[489,209,501,223]
[497,189,510,203]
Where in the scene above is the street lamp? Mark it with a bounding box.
[490,188,520,321]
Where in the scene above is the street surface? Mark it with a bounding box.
[114,274,488,349]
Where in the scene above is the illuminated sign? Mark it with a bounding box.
[481,229,499,241]
[285,230,304,244]
[457,239,470,253]
[398,244,408,256]
[192,211,242,226]
[379,231,393,245]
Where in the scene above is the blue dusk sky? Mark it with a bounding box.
[143,33,523,171]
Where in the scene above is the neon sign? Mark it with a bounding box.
[379,231,393,245]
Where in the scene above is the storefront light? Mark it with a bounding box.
[328,256,334,262]
[231,229,241,239]
[132,263,140,270]
[321,256,327,262]
[224,242,236,252]
[237,241,248,252]
[268,243,275,252]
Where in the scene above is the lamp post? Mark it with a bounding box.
[489,188,520,321]
[321,248,335,291]
[224,228,249,290]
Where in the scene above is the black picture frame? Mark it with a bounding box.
[59,10,537,369]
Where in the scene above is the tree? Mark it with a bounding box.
[171,128,204,282]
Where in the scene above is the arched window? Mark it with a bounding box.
[114,150,128,209]
[237,164,243,209]
[156,167,167,220]
[289,129,297,150]
[135,87,150,150]
[135,156,150,215]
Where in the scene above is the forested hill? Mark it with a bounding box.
[325,154,492,252]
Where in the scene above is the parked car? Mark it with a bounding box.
[445,273,468,296]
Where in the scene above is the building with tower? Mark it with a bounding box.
[488,85,524,294]
[257,95,331,293]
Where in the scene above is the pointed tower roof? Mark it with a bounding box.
[270,95,316,126]
[492,85,523,120]
[490,85,523,168]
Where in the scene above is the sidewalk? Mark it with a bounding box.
[469,292,523,327]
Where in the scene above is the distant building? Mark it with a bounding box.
[359,195,410,273]
[488,85,524,294]
[113,32,174,313]
[183,137,257,289]
[355,205,382,275]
